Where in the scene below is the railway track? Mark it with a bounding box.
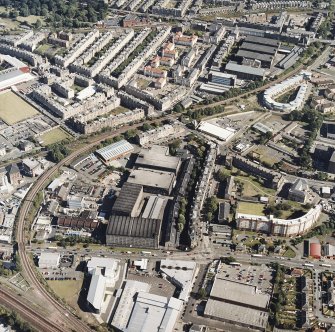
[0,287,63,332]
[13,62,308,330]
[15,117,175,331]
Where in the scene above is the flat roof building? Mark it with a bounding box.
[38,252,60,269]
[135,145,181,174]
[112,280,151,330]
[198,121,236,142]
[96,140,133,163]
[244,36,280,47]
[124,292,183,332]
[240,42,277,56]
[86,257,121,313]
[128,169,175,195]
[225,61,266,80]
[236,50,274,68]
[112,183,143,217]
[204,277,270,331]
[106,215,161,248]
[142,196,165,220]
[160,259,198,302]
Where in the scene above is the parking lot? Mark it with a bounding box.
[216,263,273,295]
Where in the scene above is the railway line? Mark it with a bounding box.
[0,287,63,332]
[12,60,311,330]
[15,117,174,331]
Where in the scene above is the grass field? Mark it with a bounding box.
[0,91,38,124]
[283,248,296,258]
[236,174,276,197]
[237,201,265,216]
[47,280,82,302]
[40,128,71,146]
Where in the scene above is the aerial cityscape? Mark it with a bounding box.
[0,0,334,331]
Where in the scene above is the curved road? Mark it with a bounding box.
[13,59,314,330]
[15,117,175,331]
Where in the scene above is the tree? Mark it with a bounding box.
[178,214,186,225]
[216,168,229,182]
[197,288,207,300]
[141,123,152,132]
[35,18,42,29]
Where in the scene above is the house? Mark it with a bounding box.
[19,140,34,152]
[6,164,21,186]
[288,179,310,203]
[21,158,42,177]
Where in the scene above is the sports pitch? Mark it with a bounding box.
[0,91,39,125]
[40,127,71,146]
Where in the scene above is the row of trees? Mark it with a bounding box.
[204,196,218,223]
[0,0,108,27]
[285,105,323,169]
[54,235,101,248]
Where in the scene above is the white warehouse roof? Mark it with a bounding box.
[198,121,236,141]
[38,252,60,268]
[87,274,106,312]
[124,292,183,332]
[96,140,133,162]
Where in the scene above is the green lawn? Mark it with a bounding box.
[40,128,71,146]
[35,44,51,55]
[283,248,296,258]
[236,174,276,197]
[237,201,265,216]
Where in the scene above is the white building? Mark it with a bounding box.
[124,292,183,332]
[38,252,60,269]
[263,71,312,112]
[236,204,322,236]
[197,121,236,142]
[87,257,121,313]
[160,259,198,302]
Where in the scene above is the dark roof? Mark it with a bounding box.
[107,215,161,238]
[236,50,273,63]
[112,182,143,215]
[57,216,99,230]
[225,61,266,77]
[6,164,20,174]
[245,36,280,47]
[240,42,277,55]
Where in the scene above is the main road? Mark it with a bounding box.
[14,114,179,331]
[12,47,330,330]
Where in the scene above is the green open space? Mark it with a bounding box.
[235,173,276,197]
[250,145,282,167]
[282,247,296,258]
[0,91,38,124]
[47,279,82,303]
[40,128,71,146]
[16,15,45,26]
[237,201,266,215]
[35,43,52,55]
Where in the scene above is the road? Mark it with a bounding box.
[191,64,305,111]
[14,114,180,331]
[11,40,335,330]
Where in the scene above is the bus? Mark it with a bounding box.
[320,263,331,267]
[303,263,314,267]
[141,251,152,255]
[230,262,241,266]
[251,254,263,257]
